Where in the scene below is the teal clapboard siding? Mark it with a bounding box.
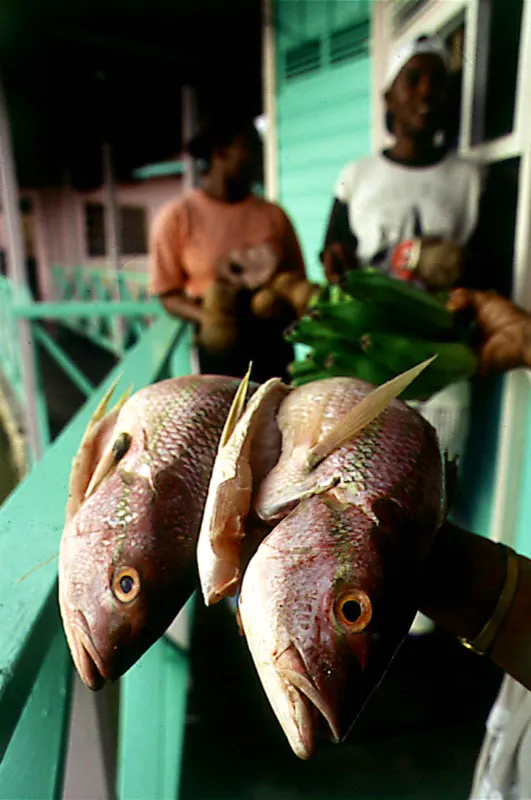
[275,0,372,281]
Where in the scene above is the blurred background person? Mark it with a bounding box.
[319,34,490,636]
[149,107,308,383]
[320,34,486,293]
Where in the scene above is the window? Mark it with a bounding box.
[482,0,523,143]
[329,19,370,65]
[85,203,105,258]
[120,206,147,255]
[285,39,321,80]
[84,203,148,257]
[443,20,466,151]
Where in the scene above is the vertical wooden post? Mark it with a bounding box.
[117,638,190,800]
[181,85,198,191]
[0,75,43,461]
[102,141,125,351]
[262,0,279,201]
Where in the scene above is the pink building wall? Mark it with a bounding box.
[0,176,183,300]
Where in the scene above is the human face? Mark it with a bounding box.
[385,53,448,139]
[217,127,262,188]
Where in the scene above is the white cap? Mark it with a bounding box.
[383,35,450,92]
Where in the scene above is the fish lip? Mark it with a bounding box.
[280,666,342,745]
[276,646,342,756]
[70,614,107,691]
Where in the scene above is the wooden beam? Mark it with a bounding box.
[0,75,42,461]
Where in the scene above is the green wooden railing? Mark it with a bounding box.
[50,264,154,355]
[0,271,164,466]
[0,264,529,798]
[0,306,194,799]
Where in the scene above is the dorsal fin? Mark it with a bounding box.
[82,385,134,502]
[306,356,436,471]
[219,363,252,449]
[66,376,123,522]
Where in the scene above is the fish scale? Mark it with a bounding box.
[255,378,440,524]
[189,371,448,760]
[59,374,257,690]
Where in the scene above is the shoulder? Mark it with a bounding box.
[251,195,293,227]
[152,194,187,225]
[151,191,197,236]
[334,154,377,200]
[441,152,484,184]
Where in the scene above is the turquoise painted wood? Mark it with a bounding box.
[514,377,531,557]
[116,297,193,800]
[0,315,184,765]
[0,625,72,800]
[452,376,504,538]
[117,636,190,800]
[49,265,155,354]
[12,299,162,320]
[275,0,372,281]
[0,276,26,404]
[33,323,95,398]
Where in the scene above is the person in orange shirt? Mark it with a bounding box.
[149,110,307,382]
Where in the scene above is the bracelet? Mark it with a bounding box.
[459,543,519,656]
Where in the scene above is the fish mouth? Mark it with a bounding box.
[276,647,341,759]
[69,616,107,691]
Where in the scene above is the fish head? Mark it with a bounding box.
[59,424,198,689]
[239,493,434,759]
[59,375,243,689]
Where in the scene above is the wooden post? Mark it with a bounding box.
[102,141,125,351]
[181,85,198,191]
[0,75,43,461]
[262,0,279,201]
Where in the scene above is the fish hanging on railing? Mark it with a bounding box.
[58,374,259,690]
[59,358,448,761]
[197,360,448,759]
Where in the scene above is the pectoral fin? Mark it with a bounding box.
[197,376,289,606]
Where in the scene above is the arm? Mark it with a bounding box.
[421,291,531,686]
[149,201,205,324]
[449,288,531,373]
[320,163,360,283]
[320,199,359,283]
[159,291,205,324]
[419,521,531,690]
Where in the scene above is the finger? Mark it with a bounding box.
[447,287,471,311]
[481,335,520,374]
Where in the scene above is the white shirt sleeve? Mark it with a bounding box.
[334,161,359,204]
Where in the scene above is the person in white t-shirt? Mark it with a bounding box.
[321,35,488,635]
[321,34,487,460]
[321,34,485,291]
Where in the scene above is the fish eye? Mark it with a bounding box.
[334,590,372,633]
[112,567,141,603]
[112,433,132,464]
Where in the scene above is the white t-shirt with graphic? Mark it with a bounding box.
[334,151,483,459]
[334,151,483,265]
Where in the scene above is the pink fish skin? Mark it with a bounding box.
[59,375,256,690]
[239,380,445,759]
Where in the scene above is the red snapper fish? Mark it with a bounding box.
[58,374,256,690]
[197,361,446,758]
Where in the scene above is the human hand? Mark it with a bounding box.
[448,288,531,374]
[217,244,279,290]
[322,242,358,284]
